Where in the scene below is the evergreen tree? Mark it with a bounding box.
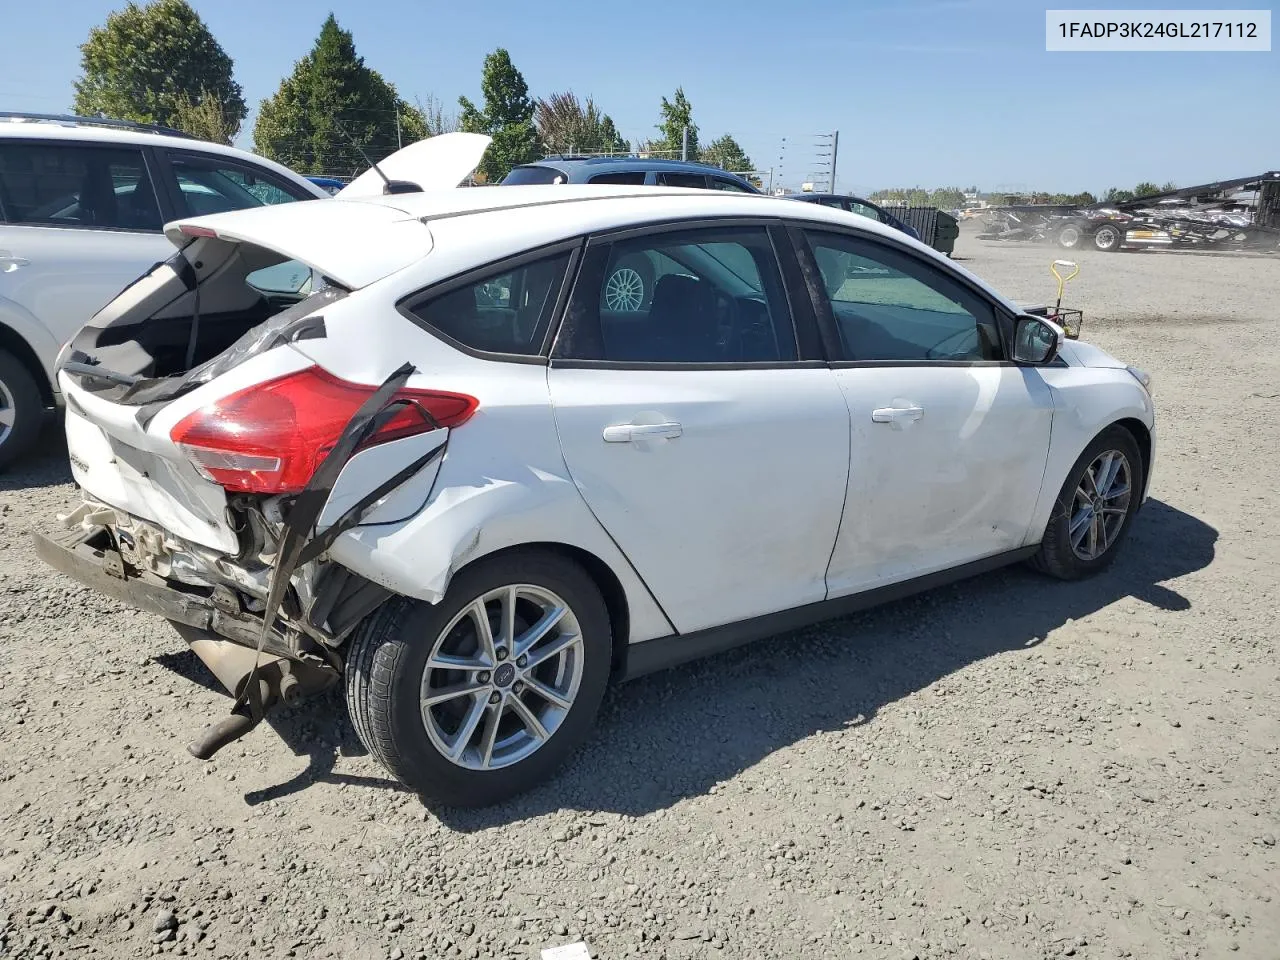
[254,14,417,176]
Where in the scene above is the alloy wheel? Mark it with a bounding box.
[1069,449,1132,561]
[0,376,15,448]
[419,585,584,771]
[604,267,645,312]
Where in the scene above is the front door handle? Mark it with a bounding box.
[871,405,924,424]
[602,422,683,443]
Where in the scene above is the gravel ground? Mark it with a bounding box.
[2,228,1277,960]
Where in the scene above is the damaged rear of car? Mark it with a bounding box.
[37,200,465,758]
[34,175,681,810]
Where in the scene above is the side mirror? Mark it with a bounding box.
[1013,313,1062,365]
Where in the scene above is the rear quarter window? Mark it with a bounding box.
[404,251,572,357]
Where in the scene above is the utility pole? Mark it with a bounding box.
[830,130,839,194]
[395,109,402,150]
[681,126,689,161]
[813,131,839,193]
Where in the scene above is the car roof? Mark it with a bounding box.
[0,115,327,197]
[173,183,1009,301]
[792,193,882,206]
[513,156,754,179]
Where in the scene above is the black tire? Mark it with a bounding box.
[1092,223,1124,252]
[1030,425,1144,580]
[344,549,612,807]
[1056,223,1084,249]
[0,349,45,470]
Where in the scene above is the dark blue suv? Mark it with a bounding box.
[501,156,760,193]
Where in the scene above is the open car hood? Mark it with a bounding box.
[336,132,491,197]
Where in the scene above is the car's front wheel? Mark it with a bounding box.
[345,549,612,807]
[1031,426,1144,580]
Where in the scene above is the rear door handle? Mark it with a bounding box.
[871,405,924,424]
[602,422,683,442]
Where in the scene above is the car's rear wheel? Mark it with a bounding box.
[1031,426,1144,580]
[345,549,612,807]
[0,350,44,470]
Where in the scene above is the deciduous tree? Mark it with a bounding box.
[73,0,246,139]
[653,87,698,159]
[535,92,628,155]
[458,49,539,181]
[699,134,753,175]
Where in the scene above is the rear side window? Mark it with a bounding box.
[588,171,646,185]
[657,172,708,189]
[501,166,567,185]
[557,226,797,364]
[406,252,571,356]
[0,142,161,230]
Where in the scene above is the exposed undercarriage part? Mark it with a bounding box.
[978,171,1280,254]
[49,231,451,760]
[49,485,404,758]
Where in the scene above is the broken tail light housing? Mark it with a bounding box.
[170,366,477,494]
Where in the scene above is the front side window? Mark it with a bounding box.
[711,177,753,193]
[406,252,571,356]
[847,201,880,221]
[805,230,1001,362]
[0,143,161,230]
[558,226,797,363]
[168,155,309,217]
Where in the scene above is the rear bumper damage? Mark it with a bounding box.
[41,359,444,759]
[34,523,296,656]
[34,503,387,759]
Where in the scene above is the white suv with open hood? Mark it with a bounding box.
[35,171,1155,808]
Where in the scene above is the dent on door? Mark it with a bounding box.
[828,365,1053,594]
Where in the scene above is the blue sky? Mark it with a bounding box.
[2,0,1275,194]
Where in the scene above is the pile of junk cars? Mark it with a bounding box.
[978,171,1280,254]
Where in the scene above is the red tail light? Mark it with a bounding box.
[170,366,477,494]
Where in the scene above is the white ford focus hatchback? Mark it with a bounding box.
[37,175,1155,807]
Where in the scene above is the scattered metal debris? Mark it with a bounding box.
[979,171,1280,254]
